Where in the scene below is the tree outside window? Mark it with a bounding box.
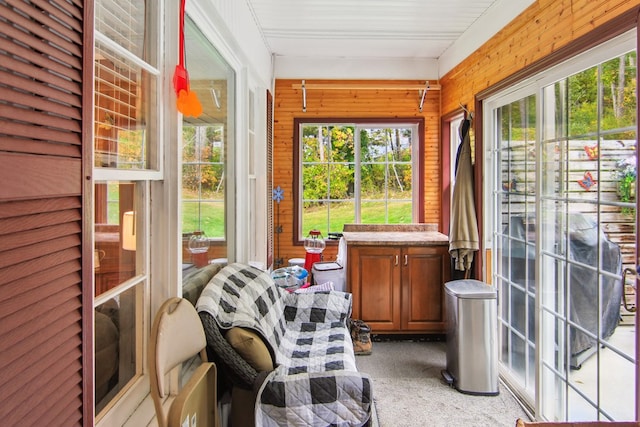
[182,125,226,238]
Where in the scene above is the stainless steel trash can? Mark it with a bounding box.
[442,279,498,395]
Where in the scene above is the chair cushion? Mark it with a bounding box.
[225,327,273,372]
[95,310,119,396]
[182,263,224,306]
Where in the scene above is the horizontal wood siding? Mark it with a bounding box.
[273,79,440,264]
[440,0,640,115]
[440,0,639,301]
[0,0,88,425]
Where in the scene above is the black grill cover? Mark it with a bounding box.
[503,213,623,365]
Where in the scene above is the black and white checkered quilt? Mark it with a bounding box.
[197,263,372,427]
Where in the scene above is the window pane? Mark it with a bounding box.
[182,126,226,238]
[95,0,152,64]
[95,283,142,413]
[181,17,235,266]
[94,41,156,169]
[601,53,637,131]
[568,66,598,136]
[303,163,329,200]
[95,182,138,296]
[495,95,538,402]
[182,201,225,240]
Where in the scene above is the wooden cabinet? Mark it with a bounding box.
[348,244,451,333]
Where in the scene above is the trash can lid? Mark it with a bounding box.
[445,279,496,299]
[312,261,343,272]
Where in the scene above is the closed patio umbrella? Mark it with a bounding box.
[449,118,479,275]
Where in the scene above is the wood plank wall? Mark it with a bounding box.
[273,79,440,264]
[440,0,640,114]
[440,0,639,298]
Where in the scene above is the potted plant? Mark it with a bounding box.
[615,155,636,204]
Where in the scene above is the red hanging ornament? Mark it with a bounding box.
[173,0,202,117]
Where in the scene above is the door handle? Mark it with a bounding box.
[404,255,408,266]
[395,255,399,266]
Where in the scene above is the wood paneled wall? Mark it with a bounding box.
[273,79,441,264]
[440,0,640,114]
[439,0,639,280]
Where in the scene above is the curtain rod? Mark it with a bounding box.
[291,82,440,90]
[295,80,438,112]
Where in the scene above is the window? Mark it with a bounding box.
[93,0,159,419]
[94,1,158,171]
[295,119,423,240]
[180,16,235,267]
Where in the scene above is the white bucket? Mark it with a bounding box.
[312,261,345,292]
[288,258,305,267]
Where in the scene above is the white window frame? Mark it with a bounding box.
[483,29,637,421]
[297,121,420,240]
[93,0,163,424]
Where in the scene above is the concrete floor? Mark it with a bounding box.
[355,337,529,427]
[568,324,636,421]
[354,324,637,425]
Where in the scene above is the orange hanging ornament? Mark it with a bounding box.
[173,0,202,118]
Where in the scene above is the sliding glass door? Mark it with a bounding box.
[538,48,637,422]
[488,31,637,421]
[492,92,538,406]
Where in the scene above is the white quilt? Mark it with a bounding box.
[197,263,372,427]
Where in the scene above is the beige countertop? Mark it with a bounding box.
[341,224,449,246]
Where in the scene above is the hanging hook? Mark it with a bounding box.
[419,81,429,112]
[301,79,307,113]
[459,102,474,124]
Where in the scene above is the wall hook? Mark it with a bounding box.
[419,81,429,112]
[301,79,307,112]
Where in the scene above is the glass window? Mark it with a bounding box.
[181,16,235,268]
[182,125,226,237]
[494,94,538,402]
[297,121,421,239]
[93,0,157,418]
[94,40,157,170]
[94,0,159,171]
[94,181,145,415]
[538,51,636,422]
[488,35,637,421]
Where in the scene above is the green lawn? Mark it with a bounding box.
[111,184,410,238]
[302,200,412,234]
[182,201,225,237]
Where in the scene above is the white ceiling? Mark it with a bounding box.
[246,0,519,62]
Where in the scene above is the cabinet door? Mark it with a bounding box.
[401,245,451,331]
[348,246,401,331]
